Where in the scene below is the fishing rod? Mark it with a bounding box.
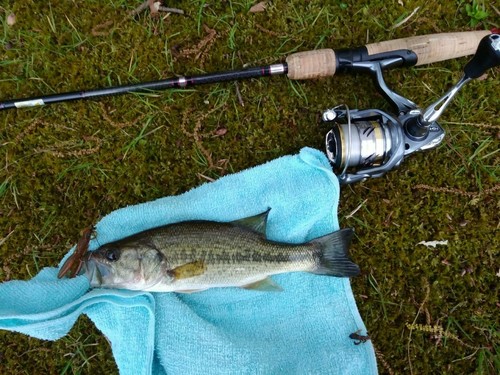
[0,30,492,110]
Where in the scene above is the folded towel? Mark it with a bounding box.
[0,147,377,374]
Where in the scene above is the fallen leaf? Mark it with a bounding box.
[249,2,267,13]
[417,240,448,248]
[469,197,481,205]
[151,1,161,13]
[460,267,473,276]
[214,128,227,136]
[7,13,16,26]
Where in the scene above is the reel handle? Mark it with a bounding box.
[464,33,500,79]
[420,33,500,125]
[286,30,491,79]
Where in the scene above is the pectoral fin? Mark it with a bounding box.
[241,277,283,292]
[170,260,206,280]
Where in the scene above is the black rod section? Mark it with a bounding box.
[0,64,287,111]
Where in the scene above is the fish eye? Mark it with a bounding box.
[105,248,120,262]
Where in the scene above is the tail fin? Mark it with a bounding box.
[311,228,360,277]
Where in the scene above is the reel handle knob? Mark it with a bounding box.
[418,33,499,125]
[464,33,500,79]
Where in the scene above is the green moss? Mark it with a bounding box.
[0,1,498,374]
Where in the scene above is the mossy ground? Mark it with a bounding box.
[0,1,498,374]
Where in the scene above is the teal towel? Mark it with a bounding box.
[0,147,377,374]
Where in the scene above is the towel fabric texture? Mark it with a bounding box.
[0,147,377,374]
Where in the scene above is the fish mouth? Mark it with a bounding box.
[84,257,112,287]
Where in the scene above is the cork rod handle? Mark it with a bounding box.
[366,31,491,65]
[286,30,491,80]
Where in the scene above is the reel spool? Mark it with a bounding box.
[324,107,405,184]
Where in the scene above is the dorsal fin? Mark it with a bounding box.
[231,209,270,236]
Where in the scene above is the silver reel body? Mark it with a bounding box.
[324,107,445,184]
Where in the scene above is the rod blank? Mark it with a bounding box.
[0,65,288,111]
[0,30,491,111]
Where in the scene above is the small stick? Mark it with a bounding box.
[158,6,185,15]
[129,1,150,17]
[391,7,420,29]
[235,82,244,106]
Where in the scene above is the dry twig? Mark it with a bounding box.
[374,347,394,375]
[391,7,420,29]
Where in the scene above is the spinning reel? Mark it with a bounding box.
[323,33,500,184]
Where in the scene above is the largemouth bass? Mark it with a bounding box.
[83,211,360,292]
